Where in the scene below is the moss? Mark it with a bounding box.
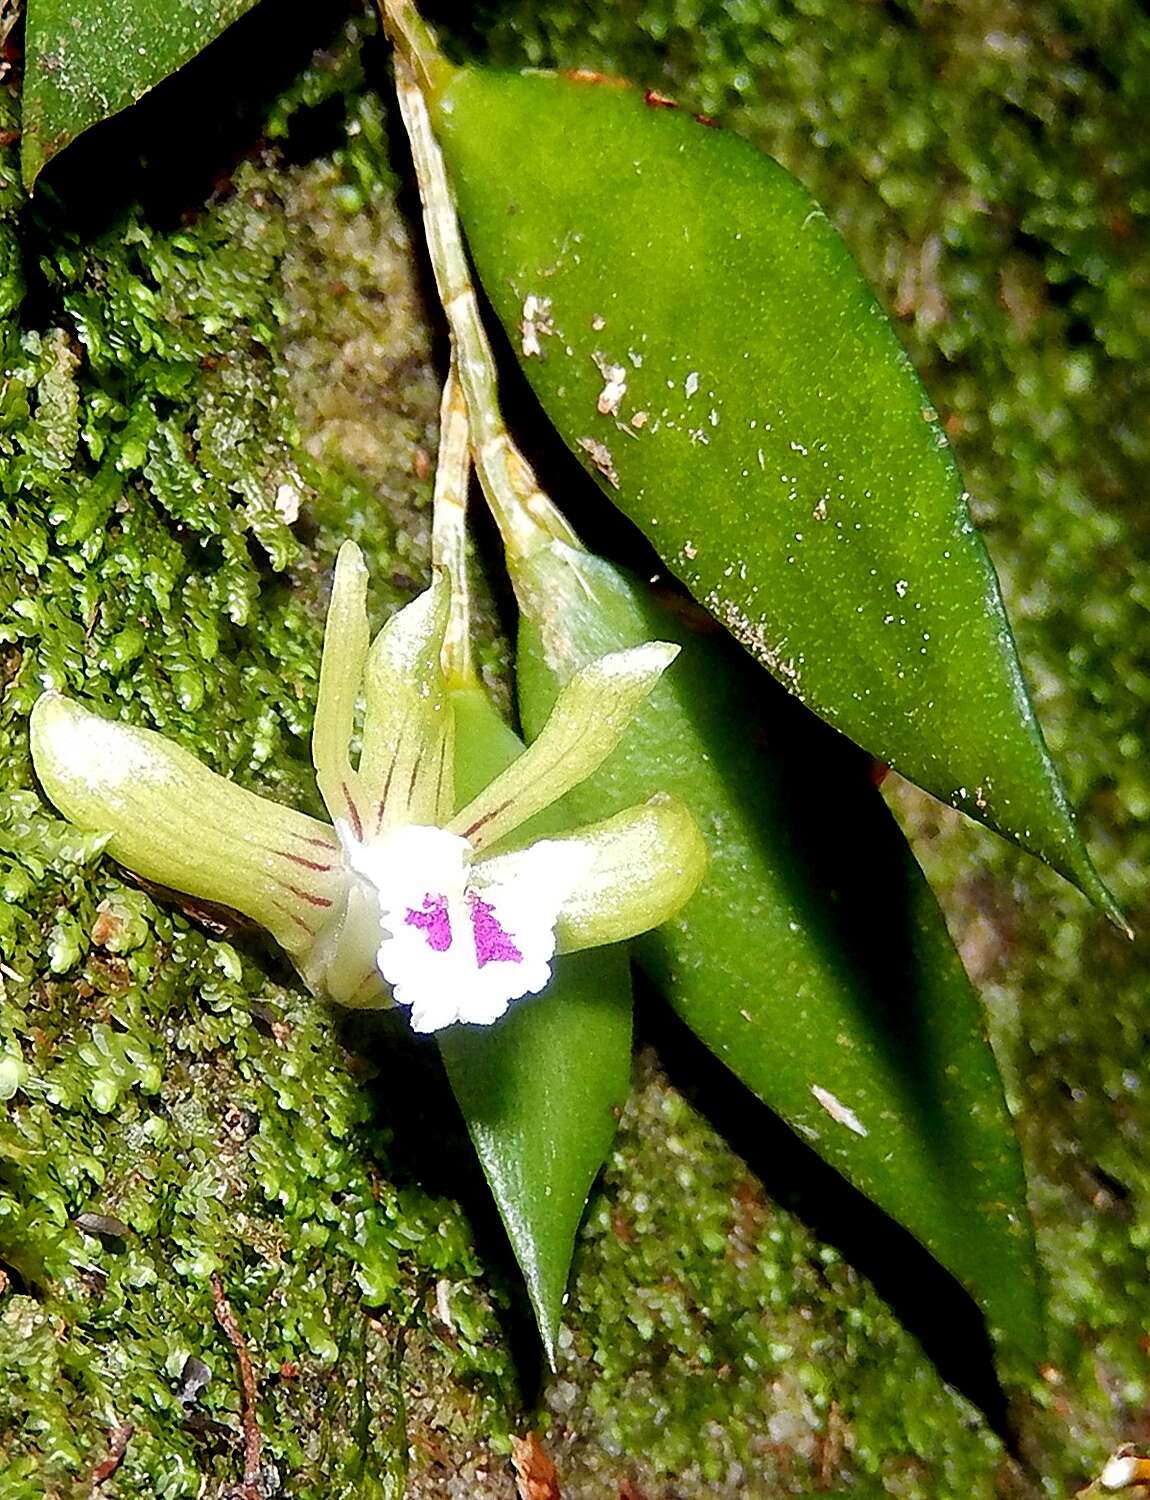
[2,0,1148,1496]
[0,14,519,1496]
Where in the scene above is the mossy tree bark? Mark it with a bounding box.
[1,3,1146,1497]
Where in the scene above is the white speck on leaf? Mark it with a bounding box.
[520,294,554,358]
[811,1085,868,1137]
[594,353,627,415]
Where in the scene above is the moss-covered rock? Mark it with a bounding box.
[1,2,1147,1495]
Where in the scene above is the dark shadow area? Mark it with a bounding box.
[24,0,368,237]
[637,982,1011,1438]
[421,3,508,61]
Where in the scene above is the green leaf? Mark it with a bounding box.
[22,0,260,189]
[438,682,632,1365]
[510,537,1045,1378]
[428,65,1121,927]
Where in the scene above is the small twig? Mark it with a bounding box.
[211,1274,263,1499]
[817,1399,842,1489]
[88,1421,135,1487]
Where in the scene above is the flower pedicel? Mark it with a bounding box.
[30,544,706,1032]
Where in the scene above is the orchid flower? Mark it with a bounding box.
[30,543,706,1032]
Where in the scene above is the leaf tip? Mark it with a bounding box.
[1059,837,1131,938]
[528,1289,563,1374]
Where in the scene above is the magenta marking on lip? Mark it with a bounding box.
[468,893,523,967]
[405,894,453,952]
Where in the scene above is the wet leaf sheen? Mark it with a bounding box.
[430,66,1118,924]
[511,539,1045,1376]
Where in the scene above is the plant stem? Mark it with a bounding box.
[378,0,453,97]
[430,361,476,687]
[390,48,582,566]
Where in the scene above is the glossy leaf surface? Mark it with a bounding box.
[22,0,259,188]
[510,538,1044,1375]
[430,66,1117,923]
[437,682,632,1365]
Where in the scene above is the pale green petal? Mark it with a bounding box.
[358,570,455,835]
[314,540,370,831]
[31,693,345,964]
[303,881,390,1009]
[475,794,707,952]
[448,642,678,850]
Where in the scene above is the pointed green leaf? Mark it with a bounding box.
[21,0,260,190]
[510,538,1045,1379]
[428,65,1119,924]
[438,682,632,1364]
